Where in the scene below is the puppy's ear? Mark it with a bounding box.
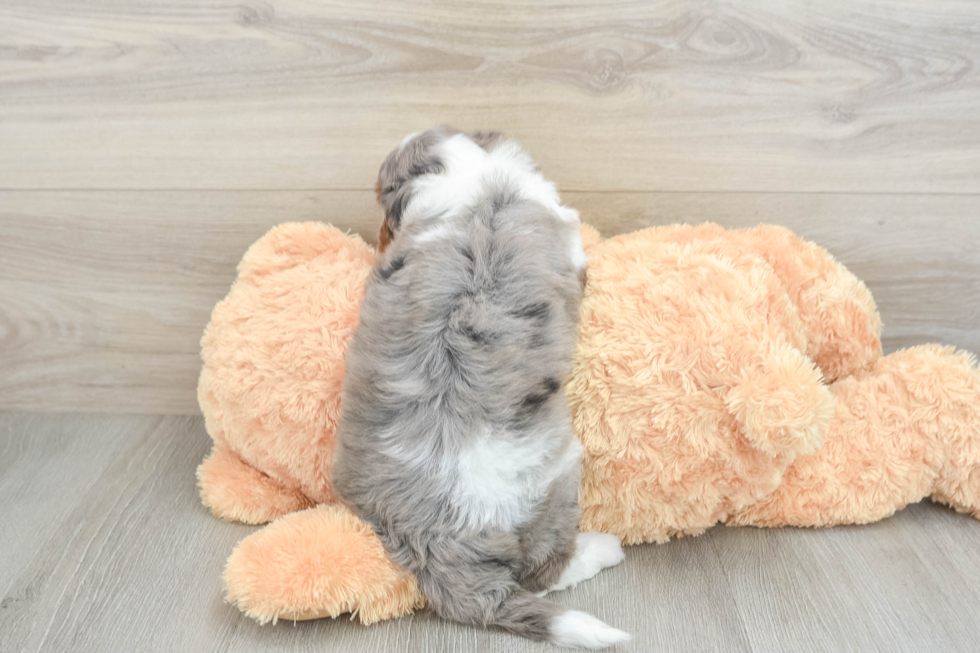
[379,183,413,237]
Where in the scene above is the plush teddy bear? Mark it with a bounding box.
[196,221,980,625]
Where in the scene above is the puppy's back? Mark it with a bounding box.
[340,195,582,451]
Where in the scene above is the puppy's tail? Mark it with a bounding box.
[415,539,630,649]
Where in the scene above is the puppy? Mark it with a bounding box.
[332,127,630,649]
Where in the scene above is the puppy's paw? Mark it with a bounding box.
[551,610,632,650]
[550,533,626,592]
[578,532,626,570]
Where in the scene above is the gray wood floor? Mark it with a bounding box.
[2,412,980,653]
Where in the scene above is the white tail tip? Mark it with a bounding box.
[551,610,632,649]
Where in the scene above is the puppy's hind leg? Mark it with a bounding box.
[417,531,630,649]
[516,468,626,596]
[516,470,581,595]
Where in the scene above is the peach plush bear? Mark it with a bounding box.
[196,221,980,625]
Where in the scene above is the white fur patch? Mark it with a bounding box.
[398,133,587,273]
[568,228,588,271]
[412,223,452,244]
[551,611,632,650]
[401,135,489,226]
[453,427,582,531]
[550,532,625,593]
[557,206,580,224]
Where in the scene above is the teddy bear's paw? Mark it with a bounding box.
[548,533,625,593]
[726,341,833,458]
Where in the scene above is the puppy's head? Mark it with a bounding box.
[376,127,503,252]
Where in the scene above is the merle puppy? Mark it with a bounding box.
[331,127,630,649]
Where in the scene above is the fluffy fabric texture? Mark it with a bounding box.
[224,504,424,624]
[197,221,980,624]
[198,223,374,515]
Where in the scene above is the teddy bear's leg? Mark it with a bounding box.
[197,445,314,524]
[730,345,980,527]
[905,346,980,517]
[738,225,883,383]
[223,504,424,624]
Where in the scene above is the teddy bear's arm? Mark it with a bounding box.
[723,338,834,459]
[739,225,883,383]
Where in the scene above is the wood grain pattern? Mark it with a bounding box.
[2,190,978,414]
[2,413,980,652]
[1,0,979,192]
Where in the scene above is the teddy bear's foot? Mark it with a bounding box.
[902,346,980,519]
[197,445,314,524]
[224,504,424,624]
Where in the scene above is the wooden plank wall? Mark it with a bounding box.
[1,0,978,414]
